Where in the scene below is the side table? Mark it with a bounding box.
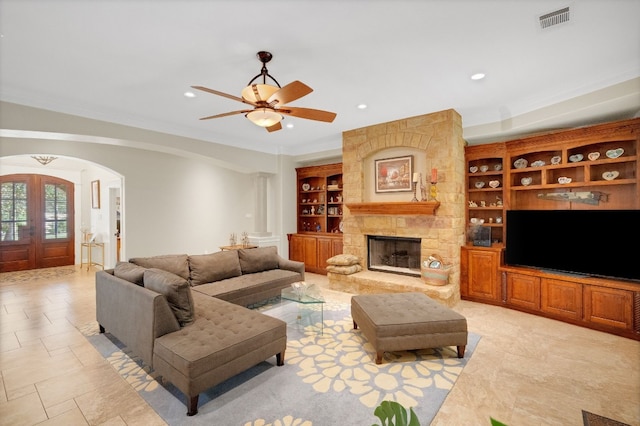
[219,244,258,251]
[81,242,105,271]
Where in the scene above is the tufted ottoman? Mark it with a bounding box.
[351,292,467,364]
[153,292,287,415]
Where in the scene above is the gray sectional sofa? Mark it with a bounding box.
[95,246,304,415]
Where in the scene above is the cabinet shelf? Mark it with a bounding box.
[291,163,344,274]
[463,118,640,342]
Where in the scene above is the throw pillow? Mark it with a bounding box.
[143,268,195,327]
[326,264,362,275]
[326,254,360,266]
[238,246,279,274]
[188,251,242,286]
[113,262,145,286]
[130,254,190,280]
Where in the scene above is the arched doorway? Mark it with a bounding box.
[0,174,75,271]
[0,155,124,271]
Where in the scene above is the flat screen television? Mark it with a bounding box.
[505,210,640,283]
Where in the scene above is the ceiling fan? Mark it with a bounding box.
[192,51,337,133]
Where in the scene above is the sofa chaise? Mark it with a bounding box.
[95,246,304,415]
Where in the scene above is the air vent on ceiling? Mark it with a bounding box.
[539,6,570,29]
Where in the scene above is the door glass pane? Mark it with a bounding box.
[1,182,28,241]
[43,183,69,239]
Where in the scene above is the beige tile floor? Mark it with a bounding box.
[1,266,638,426]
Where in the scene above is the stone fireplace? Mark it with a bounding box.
[327,109,466,306]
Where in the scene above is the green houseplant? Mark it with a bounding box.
[372,400,421,426]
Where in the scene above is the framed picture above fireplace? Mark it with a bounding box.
[375,155,413,193]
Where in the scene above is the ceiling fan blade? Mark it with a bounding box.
[198,110,251,120]
[191,86,257,106]
[267,80,313,106]
[266,122,282,132]
[280,106,337,123]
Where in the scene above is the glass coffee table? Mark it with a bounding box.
[280,284,325,334]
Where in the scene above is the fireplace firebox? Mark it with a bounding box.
[367,235,421,277]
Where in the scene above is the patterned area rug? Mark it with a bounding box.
[84,300,480,425]
[0,266,77,284]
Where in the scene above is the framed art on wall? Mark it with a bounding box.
[375,155,413,192]
[91,180,100,209]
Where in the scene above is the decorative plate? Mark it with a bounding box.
[338,220,344,232]
[606,148,624,159]
[602,171,619,181]
[494,164,503,171]
[513,158,528,169]
[558,177,572,184]
[521,177,532,186]
[588,152,600,161]
[488,180,500,188]
[569,154,583,162]
[550,156,561,165]
[302,183,310,191]
[531,160,545,167]
[479,165,489,172]
[469,166,478,173]
[474,181,485,189]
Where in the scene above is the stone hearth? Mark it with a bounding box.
[328,109,466,306]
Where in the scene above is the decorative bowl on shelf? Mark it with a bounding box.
[558,177,572,184]
[550,156,561,165]
[480,165,489,172]
[521,177,532,186]
[513,158,527,169]
[569,154,583,162]
[531,160,545,167]
[588,152,600,161]
[474,181,485,189]
[602,171,619,181]
[494,164,503,171]
[469,166,479,173]
[488,180,500,188]
[606,148,624,158]
[470,218,485,225]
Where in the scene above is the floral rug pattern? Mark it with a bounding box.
[84,300,479,425]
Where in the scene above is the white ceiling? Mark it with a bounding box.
[1,0,639,157]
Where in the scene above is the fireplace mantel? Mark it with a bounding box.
[346,201,440,216]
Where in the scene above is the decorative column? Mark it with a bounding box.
[253,172,271,237]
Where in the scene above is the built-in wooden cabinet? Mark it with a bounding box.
[465,144,506,244]
[541,278,583,321]
[506,273,540,311]
[288,162,343,274]
[462,118,640,341]
[500,267,638,338]
[460,245,503,304]
[583,285,634,331]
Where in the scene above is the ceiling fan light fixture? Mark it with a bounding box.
[246,108,283,127]
[241,84,279,103]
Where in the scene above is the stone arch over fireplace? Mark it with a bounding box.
[331,109,466,306]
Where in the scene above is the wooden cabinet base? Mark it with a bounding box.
[499,266,640,341]
[288,233,343,275]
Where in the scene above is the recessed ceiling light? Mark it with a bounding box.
[286,123,294,129]
[470,73,486,81]
[357,104,367,109]
[184,91,196,98]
